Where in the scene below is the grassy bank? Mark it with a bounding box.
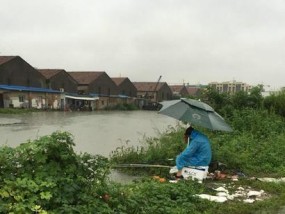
[111,108,285,177]
[0,108,40,114]
[110,108,285,213]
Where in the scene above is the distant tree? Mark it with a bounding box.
[231,90,248,109]
[264,90,285,117]
[200,86,231,112]
[247,85,264,109]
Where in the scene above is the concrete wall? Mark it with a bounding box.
[1,91,62,109]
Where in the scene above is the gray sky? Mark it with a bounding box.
[1,0,285,89]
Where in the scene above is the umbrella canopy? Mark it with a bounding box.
[159,98,233,132]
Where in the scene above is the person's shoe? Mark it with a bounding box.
[175,175,184,180]
[169,175,184,183]
[169,166,178,174]
[169,175,184,181]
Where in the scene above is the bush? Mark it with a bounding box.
[0,131,111,213]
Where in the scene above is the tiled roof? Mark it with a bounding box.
[133,82,164,91]
[0,56,17,65]
[187,87,199,95]
[38,69,64,79]
[68,71,105,84]
[169,85,185,92]
[111,77,127,86]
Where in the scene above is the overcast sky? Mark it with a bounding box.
[1,0,285,89]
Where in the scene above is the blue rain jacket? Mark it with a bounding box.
[176,130,212,170]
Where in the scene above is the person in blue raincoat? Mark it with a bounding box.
[175,126,212,178]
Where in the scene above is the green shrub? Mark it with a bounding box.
[210,109,285,176]
[0,131,111,213]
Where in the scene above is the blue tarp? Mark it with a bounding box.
[0,84,61,93]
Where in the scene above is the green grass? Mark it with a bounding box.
[109,109,285,213]
[0,108,42,114]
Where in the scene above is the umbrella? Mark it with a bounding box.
[158,98,233,132]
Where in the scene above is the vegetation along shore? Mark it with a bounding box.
[1,86,285,213]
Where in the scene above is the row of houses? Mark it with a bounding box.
[0,56,202,111]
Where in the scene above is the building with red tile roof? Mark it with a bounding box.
[38,69,78,93]
[169,85,189,98]
[133,82,172,102]
[68,71,118,96]
[111,77,137,97]
[0,56,46,88]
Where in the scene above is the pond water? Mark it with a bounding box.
[0,110,179,157]
[1,110,181,182]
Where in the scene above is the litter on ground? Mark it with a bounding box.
[256,177,285,183]
[195,183,269,203]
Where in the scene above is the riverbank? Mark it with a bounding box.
[0,103,139,114]
[109,108,285,213]
[0,108,41,114]
[1,127,285,213]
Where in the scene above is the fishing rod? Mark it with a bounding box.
[112,163,172,168]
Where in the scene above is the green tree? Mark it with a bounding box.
[264,90,285,117]
[231,90,249,109]
[200,86,231,112]
[247,85,264,109]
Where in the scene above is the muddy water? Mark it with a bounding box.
[0,110,179,157]
[0,110,180,183]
